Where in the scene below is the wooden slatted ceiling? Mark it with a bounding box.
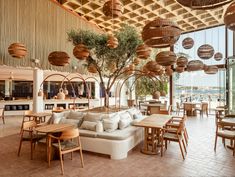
[55,0,228,33]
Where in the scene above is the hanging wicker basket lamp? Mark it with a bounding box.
[176,0,233,9]
[204,65,218,74]
[107,35,118,49]
[145,61,162,74]
[155,51,176,66]
[136,44,151,59]
[73,44,89,60]
[88,63,98,73]
[103,0,123,18]
[175,66,185,73]
[165,68,173,76]
[142,18,182,48]
[182,37,194,49]
[214,52,223,61]
[176,56,188,67]
[187,60,204,71]
[197,44,215,60]
[8,43,27,58]
[224,2,235,31]
[48,51,70,66]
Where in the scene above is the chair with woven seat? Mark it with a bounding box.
[18,120,45,159]
[195,102,208,117]
[48,128,84,175]
[214,121,235,156]
[148,106,160,115]
[176,102,184,115]
[166,115,189,145]
[20,110,34,133]
[0,108,5,124]
[163,121,187,159]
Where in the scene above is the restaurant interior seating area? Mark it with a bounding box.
[0,0,235,176]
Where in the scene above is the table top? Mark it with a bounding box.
[134,114,172,129]
[141,103,166,107]
[221,118,235,125]
[35,123,74,133]
[27,112,51,117]
[215,107,227,111]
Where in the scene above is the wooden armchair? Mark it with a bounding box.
[48,128,84,175]
[148,106,160,115]
[18,120,45,159]
[0,108,5,124]
[214,121,235,156]
[20,110,34,133]
[163,121,187,159]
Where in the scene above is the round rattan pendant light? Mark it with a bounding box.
[73,44,89,60]
[142,18,182,48]
[187,60,204,71]
[136,44,151,59]
[103,0,123,18]
[176,56,188,67]
[48,51,70,66]
[197,44,215,60]
[204,65,218,74]
[224,2,235,31]
[155,51,176,66]
[107,35,118,49]
[182,37,194,49]
[214,52,223,61]
[8,43,27,58]
[176,0,233,10]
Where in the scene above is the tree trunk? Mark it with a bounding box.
[104,92,109,108]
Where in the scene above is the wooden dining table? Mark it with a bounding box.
[134,114,172,155]
[35,123,74,162]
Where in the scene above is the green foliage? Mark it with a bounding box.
[135,77,168,97]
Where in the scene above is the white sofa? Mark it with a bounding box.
[49,108,144,160]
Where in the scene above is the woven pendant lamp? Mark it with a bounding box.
[224,2,235,31]
[136,44,151,59]
[187,60,204,71]
[142,18,181,48]
[204,65,218,74]
[182,37,194,49]
[197,44,214,60]
[107,35,118,49]
[155,51,176,66]
[73,44,89,60]
[103,0,123,18]
[176,56,188,67]
[48,51,70,66]
[214,52,223,61]
[176,0,232,9]
[8,43,27,58]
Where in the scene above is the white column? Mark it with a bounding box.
[33,69,43,112]
[5,80,10,97]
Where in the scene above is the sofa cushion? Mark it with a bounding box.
[59,118,81,128]
[96,121,104,133]
[103,114,120,132]
[80,121,97,131]
[84,112,104,122]
[79,129,98,138]
[51,112,64,124]
[97,126,140,140]
[68,111,84,120]
[118,112,133,129]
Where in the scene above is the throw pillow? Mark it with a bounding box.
[119,112,133,129]
[52,112,64,124]
[68,111,84,120]
[80,121,97,131]
[133,113,143,119]
[96,121,104,133]
[103,114,120,132]
[84,112,104,122]
[59,118,81,128]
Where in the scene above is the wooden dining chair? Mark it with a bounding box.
[0,108,5,124]
[18,120,45,159]
[163,121,187,160]
[183,103,195,116]
[195,102,208,117]
[148,106,160,115]
[214,121,235,156]
[176,102,184,115]
[20,110,34,133]
[48,128,84,175]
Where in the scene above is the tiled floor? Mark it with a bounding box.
[0,114,235,177]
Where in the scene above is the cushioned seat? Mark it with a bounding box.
[79,129,98,138]
[97,126,140,140]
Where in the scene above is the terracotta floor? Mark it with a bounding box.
[0,114,235,177]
